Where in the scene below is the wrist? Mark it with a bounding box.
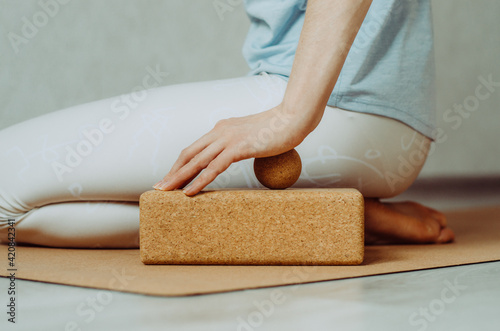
[281,70,332,131]
[277,98,325,138]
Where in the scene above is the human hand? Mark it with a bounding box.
[153,103,319,196]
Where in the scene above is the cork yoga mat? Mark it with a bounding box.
[1,206,499,296]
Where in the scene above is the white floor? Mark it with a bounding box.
[1,178,499,331]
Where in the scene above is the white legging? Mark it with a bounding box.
[0,73,431,248]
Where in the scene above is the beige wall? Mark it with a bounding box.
[1,0,499,177]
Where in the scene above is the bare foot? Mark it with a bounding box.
[364,199,455,245]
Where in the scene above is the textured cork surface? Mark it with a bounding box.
[253,149,302,189]
[140,188,364,266]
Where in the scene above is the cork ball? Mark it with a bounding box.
[253,149,302,189]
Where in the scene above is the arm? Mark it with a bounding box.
[283,0,372,131]
[154,0,373,195]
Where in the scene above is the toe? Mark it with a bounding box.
[431,210,448,228]
[412,216,442,243]
[436,227,455,243]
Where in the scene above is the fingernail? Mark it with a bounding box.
[153,180,168,190]
[183,185,194,195]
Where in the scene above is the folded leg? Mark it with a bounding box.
[0,72,434,247]
[10,201,139,248]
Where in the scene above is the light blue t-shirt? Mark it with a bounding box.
[242,0,436,139]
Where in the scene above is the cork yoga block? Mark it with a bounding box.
[140,189,364,266]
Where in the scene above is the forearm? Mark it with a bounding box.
[282,0,373,132]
